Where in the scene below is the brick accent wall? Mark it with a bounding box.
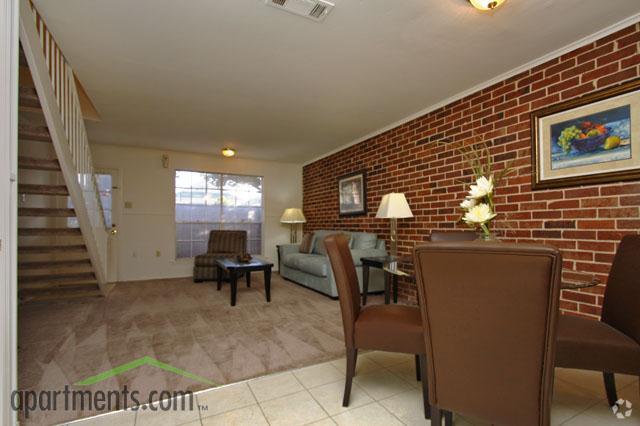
[302,23,640,319]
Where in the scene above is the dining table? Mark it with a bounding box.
[361,255,601,305]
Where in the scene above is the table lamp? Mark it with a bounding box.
[376,193,413,257]
[280,208,306,244]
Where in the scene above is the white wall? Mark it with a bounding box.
[91,143,302,282]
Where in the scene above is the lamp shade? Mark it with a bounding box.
[280,208,306,223]
[375,193,413,219]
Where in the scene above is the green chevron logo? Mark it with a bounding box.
[74,356,216,386]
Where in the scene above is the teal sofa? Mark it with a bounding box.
[278,230,387,298]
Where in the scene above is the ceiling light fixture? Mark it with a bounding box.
[469,0,506,11]
[221,147,236,158]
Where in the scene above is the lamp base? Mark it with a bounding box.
[390,217,398,258]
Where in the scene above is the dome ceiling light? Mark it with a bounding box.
[221,147,236,158]
[469,0,506,11]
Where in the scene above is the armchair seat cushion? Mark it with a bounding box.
[355,305,424,354]
[193,230,247,282]
[556,314,640,375]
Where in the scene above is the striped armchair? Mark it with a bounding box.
[193,230,247,282]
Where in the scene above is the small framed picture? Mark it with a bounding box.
[338,170,367,216]
[531,78,640,190]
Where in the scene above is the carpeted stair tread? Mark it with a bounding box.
[18,123,51,143]
[19,272,96,285]
[18,258,91,270]
[18,244,87,254]
[18,184,68,196]
[18,227,81,236]
[18,157,61,171]
[18,207,74,217]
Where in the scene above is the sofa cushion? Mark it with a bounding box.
[299,233,314,254]
[313,231,351,255]
[352,233,378,250]
[313,231,351,256]
[282,253,308,270]
[297,255,330,277]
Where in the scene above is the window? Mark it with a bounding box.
[67,173,113,228]
[97,174,113,228]
[175,170,263,258]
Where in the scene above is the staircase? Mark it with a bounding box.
[17,0,109,302]
[17,57,101,302]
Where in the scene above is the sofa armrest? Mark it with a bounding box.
[278,244,300,257]
[375,239,386,250]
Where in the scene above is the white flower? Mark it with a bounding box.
[463,203,497,225]
[460,198,477,210]
[468,176,494,199]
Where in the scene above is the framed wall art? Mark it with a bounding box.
[531,79,640,189]
[338,170,367,216]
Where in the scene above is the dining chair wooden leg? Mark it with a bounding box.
[343,347,358,407]
[603,372,618,407]
[431,406,442,425]
[419,354,430,419]
[415,354,421,382]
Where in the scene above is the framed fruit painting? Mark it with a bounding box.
[531,79,640,189]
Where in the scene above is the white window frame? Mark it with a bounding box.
[173,169,265,259]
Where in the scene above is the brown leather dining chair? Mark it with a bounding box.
[556,234,640,406]
[324,234,431,418]
[414,241,563,426]
[428,230,478,242]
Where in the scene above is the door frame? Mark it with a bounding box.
[0,0,19,424]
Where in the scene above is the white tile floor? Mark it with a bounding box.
[65,351,639,426]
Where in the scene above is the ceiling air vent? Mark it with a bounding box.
[266,0,335,22]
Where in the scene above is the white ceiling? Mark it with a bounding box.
[34,0,640,163]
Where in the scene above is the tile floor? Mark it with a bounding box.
[65,351,639,426]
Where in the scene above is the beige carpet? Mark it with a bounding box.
[18,274,364,425]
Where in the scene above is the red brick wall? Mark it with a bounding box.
[302,23,640,318]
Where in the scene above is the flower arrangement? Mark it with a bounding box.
[456,141,513,239]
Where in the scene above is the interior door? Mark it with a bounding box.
[96,169,121,283]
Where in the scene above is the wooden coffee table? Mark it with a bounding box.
[216,257,273,306]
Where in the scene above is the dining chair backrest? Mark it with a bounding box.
[413,241,562,426]
[601,234,640,345]
[428,230,477,242]
[325,234,361,348]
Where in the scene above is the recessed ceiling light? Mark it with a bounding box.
[221,147,236,157]
[469,0,506,11]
